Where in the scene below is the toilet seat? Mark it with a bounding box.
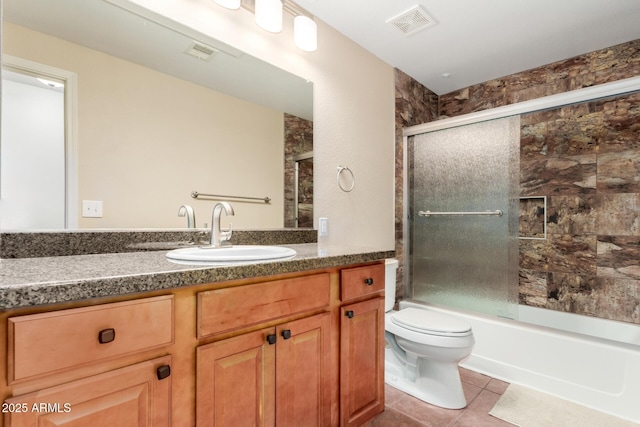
[391,308,472,337]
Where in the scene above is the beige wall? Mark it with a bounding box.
[127,0,397,249]
[4,22,285,229]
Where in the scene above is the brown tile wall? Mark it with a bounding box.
[519,93,640,324]
[395,39,640,325]
[439,40,640,117]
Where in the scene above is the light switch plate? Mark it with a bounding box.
[318,217,328,236]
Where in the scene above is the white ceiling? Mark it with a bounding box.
[3,0,313,120]
[301,0,640,95]
[5,0,640,107]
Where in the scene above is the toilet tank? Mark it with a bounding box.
[385,259,399,312]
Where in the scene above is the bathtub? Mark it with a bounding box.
[401,299,640,423]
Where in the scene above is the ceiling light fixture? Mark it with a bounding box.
[211,0,317,52]
[294,15,317,52]
[213,0,241,10]
[255,0,283,33]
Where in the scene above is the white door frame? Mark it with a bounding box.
[2,54,78,228]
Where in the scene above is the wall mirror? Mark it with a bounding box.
[1,0,313,231]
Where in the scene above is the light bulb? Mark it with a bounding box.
[255,0,283,33]
[294,15,317,52]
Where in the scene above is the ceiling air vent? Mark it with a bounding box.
[386,5,436,36]
[185,41,219,61]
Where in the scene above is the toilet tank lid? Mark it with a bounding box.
[392,307,472,335]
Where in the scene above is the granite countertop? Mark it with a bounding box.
[0,243,395,310]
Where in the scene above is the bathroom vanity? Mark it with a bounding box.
[0,241,393,426]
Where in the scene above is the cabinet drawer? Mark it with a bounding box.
[8,295,174,383]
[4,356,172,426]
[197,273,330,339]
[340,263,385,301]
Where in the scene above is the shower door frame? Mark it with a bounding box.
[401,75,640,296]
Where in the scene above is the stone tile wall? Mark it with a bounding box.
[395,39,640,324]
[439,40,640,117]
[520,94,640,324]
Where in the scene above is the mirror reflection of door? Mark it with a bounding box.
[294,153,313,228]
[1,68,66,230]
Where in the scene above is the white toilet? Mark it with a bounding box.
[384,259,475,409]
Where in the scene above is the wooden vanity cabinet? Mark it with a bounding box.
[274,314,331,426]
[1,260,387,427]
[196,273,332,427]
[7,296,174,383]
[339,264,386,427]
[196,313,331,427]
[2,296,174,427]
[3,356,172,427]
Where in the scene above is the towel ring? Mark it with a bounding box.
[337,166,355,192]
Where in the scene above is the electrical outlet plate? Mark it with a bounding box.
[82,200,103,218]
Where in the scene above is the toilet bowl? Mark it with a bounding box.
[383,259,475,409]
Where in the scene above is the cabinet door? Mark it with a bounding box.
[276,313,331,427]
[4,356,171,427]
[196,328,276,427]
[340,298,385,427]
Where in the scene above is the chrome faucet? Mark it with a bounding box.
[178,204,196,228]
[210,202,234,247]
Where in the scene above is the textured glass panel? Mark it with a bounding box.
[410,116,519,318]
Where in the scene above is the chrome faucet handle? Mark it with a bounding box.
[220,223,233,245]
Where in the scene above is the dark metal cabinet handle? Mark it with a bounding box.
[98,328,116,344]
[281,329,292,340]
[345,310,354,319]
[364,278,374,286]
[157,365,171,380]
[267,334,277,345]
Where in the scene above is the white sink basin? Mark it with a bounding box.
[166,245,296,265]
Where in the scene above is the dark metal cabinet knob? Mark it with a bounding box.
[281,329,292,340]
[267,334,277,345]
[364,278,374,286]
[98,328,116,344]
[157,365,171,380]
[345,310,354,319]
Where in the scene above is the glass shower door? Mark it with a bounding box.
[410,116,520,318]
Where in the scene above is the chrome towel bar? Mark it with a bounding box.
[419,210,503,217]
[191,191,271,204]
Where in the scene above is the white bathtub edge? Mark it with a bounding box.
[400,300,640,424]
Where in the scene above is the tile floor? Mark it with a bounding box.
[364,368,515,427]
